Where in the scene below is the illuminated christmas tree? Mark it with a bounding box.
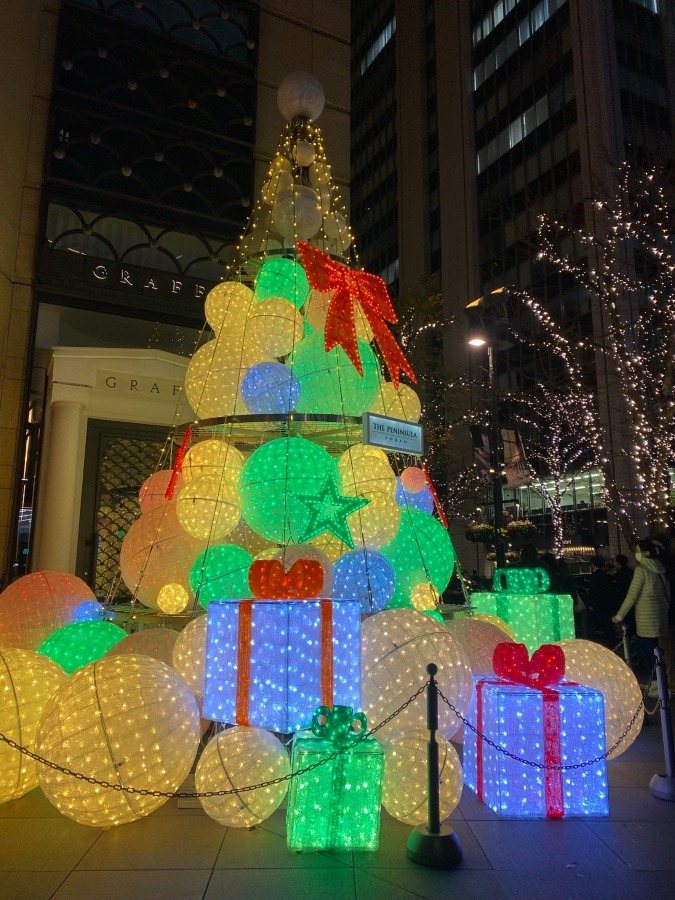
[119,71,456,624]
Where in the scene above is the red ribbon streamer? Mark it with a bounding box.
[297,241,416,389]
[422,463,448,530]
[477,643,567,818]
[164,426,192,500]
[234,601,335,726]
[235,600,253,726]
[320,600,334,709]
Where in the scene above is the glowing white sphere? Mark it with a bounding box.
[293,140,316,167]
[36,655,199,826]
[184,337,271,418]
[204,281,255,334]
[139,469,181,513]
[382,728,463,825]
[176,474,242,541]
[172,616,208,698]
[322,212,351,251]
[370,382,422,422]
[556,639,643,759]
[246,296,305,357]
[0,649,67,803]
[338,443,396,498]
[105,627,178,667]
[119,505,205,609]
[361,609,472,740]
[196,726,290,827]
[272,186,322,241]
[277,71,325,121]
[261,170,294,205]
[181,439,244,485]
[447,617,514,676]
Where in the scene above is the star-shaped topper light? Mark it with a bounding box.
[291,472,370,548]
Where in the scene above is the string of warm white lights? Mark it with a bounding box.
[508,162,675,542]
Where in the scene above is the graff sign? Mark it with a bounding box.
[87,260,216,303]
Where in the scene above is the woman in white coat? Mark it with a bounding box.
[612,538,670,678]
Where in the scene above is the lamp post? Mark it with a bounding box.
[467,333,507,570]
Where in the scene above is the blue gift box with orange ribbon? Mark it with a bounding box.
[203,598,361,733]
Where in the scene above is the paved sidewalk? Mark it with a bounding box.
[1,721,674,900]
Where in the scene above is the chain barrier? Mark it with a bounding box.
[0,684,427,800]
[0,666,657,794]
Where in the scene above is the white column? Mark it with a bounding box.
[32,383,90,573]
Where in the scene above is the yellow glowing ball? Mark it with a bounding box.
[204,281,255,334]
[0,571,96,651]
[338,444,396,498]
[184,337,271,419]
[181,440,244,485]
[196,726,290,827]
[0,649,67,803]
[410,583,440,611]
[555,639,643,759]
[119,505,205,609]
[224,519,275,556]
[308,530,350,563]
[139,469,183,513]
[304,289,373,341]
[36,655,200,827]
[470,613,515,639]
[370,382,422,423]
[157,583,190,614]
[382,728,463,825]
[347,491,401,549]
[272,186,323,241]
[172,616,208,698]
[105,627,178,667]
[361,609,472,740]
[176,474,242,541]
[245,296,304,357]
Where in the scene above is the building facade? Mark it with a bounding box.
[351,0,675,564]
[0,0,350,589]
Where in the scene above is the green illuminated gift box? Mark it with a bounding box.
[470,567,575,655]
[286,706,384,852]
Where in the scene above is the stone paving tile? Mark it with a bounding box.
[354,865,509,899]
[585,820,675,871]
[467,819,627,871]
[353,818,491,870]
[494,869,674,899]
[205,867,357,899]
[51,869,212,900]
[0,818,100,872]
[76,816,225,871]
[0,871,70,900]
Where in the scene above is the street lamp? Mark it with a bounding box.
[466,298,507,570]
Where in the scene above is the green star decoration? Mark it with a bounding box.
[291,472,370,547]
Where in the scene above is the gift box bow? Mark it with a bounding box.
[312,705,368,747]
[297,240,416,389]
[492,642,565,688]
[248,558,324,599]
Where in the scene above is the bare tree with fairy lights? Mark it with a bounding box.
[508,163,675,545]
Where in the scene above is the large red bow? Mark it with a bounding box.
[297,241,416,389]
[493,642,565,689]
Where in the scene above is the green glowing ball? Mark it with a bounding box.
[381,508,456,603]
[291,332,381,416]
[254,257,310,309]
[190,544,253,608]
[239,436,336,543]
[37,621,126,674]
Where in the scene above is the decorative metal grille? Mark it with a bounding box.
[94,435,166,600]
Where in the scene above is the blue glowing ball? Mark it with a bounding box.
[332,549,396,614]
[241,362,301,414]
[72,600,105,622]
[395,478,434,514]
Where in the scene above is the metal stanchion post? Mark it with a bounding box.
[405,663,463,868]
[649,646,675,801]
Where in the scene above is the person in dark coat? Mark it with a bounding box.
[587,555,615,646]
